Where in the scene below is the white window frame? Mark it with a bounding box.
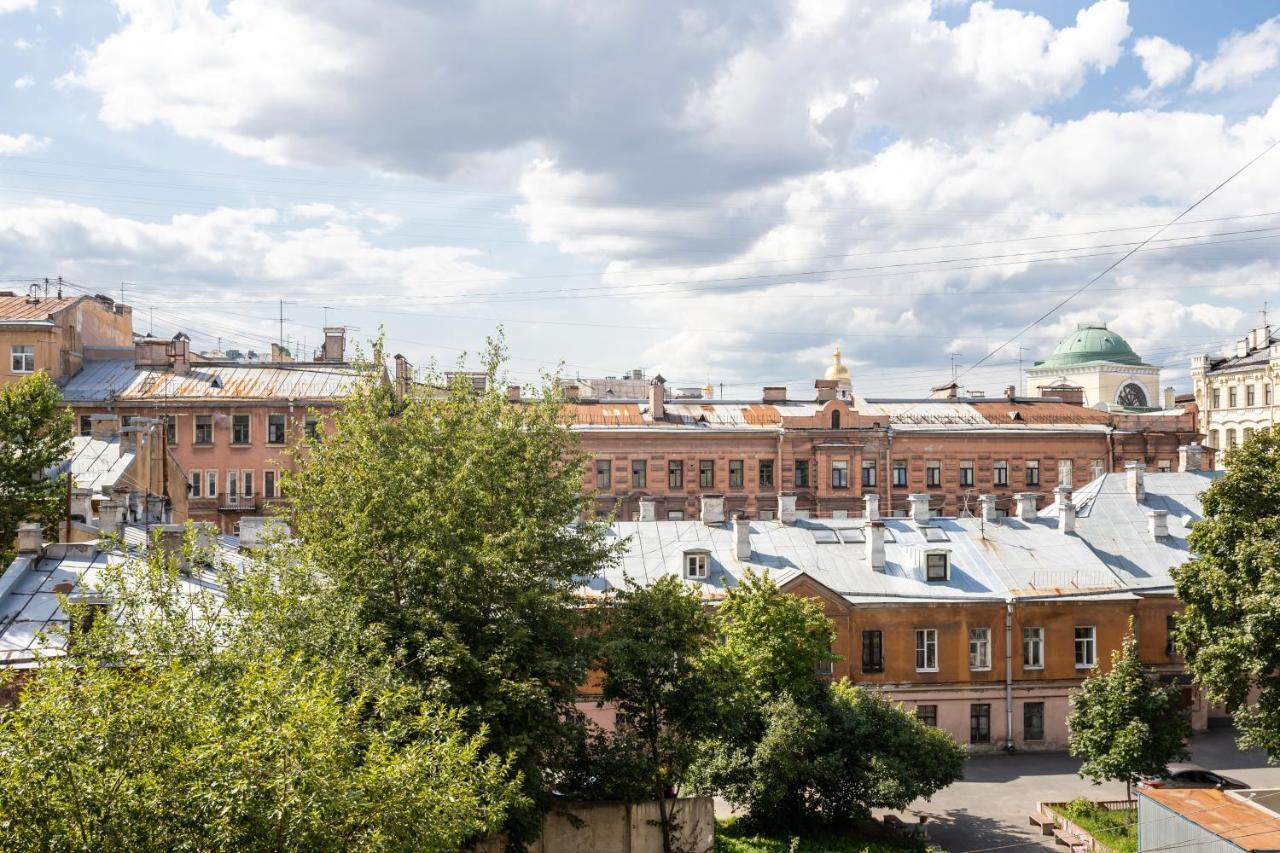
[993,460,1008,486]
[226,471,239,506]
[925,551,949,582]
[1075,625,1097,669]
[969,627,991,670]
[263,469,277,500]
[831,459,849,489]
[231,414,251,446]
[959,460,974,487]
[242,469,254,498]
[926,460,941,487]
[667,511,685,521]
[1023,627,1044,669]
[915,628,938,672]
[194,415,213,445]
[267,412,287,445]
[684,551,709,580]
[188,469,202,498]
[10,344,34,373]
[206,470,217,500]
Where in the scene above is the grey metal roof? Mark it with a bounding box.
[60,359,368,403]
[67,435,135,493]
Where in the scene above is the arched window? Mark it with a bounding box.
[831,410,841,429]
[1115,383,1148,407]
[1226,428,1237,449]
[1209,429,1220,449]
[1244,427,1255,443]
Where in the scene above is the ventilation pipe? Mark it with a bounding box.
[1013,492,1039,522]
[638,496,656,522]
[1126,461,1146,501]
[777,492,797,525]
[1179,444,1203,472]
[865,520,886,570]
[907,493,930,524]
[1058,498,1076,534]
[700,495,725,525]
[978,494,999,524]
[1148,509,1169,539]
[733,514,751,561]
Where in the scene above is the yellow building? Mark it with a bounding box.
[1025,323,1163,411]
[0,290,133,387]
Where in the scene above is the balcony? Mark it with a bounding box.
[218,497,258,513]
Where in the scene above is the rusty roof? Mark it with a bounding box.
[60,358,369,403]
[0,295,83,322]
[968,401,1113,424]
[1143,787,1280,850]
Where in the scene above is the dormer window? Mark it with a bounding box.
[684,550,709,580]
[925,552,949,582]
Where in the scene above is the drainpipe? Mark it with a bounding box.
[1005,598,1015,752]
[1106,426,1115,474]
[885,426,894,519]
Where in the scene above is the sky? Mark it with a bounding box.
[2,1,1280,398]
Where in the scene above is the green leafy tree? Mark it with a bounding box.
[283,337,618,842]
[1068,624,1191,798]
[1173,427,1280,757]
[0,371,73,563]
[596,575,726,853]
[0,531,520,852]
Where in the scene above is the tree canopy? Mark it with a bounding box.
[0,371,72,564]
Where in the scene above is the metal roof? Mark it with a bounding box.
[60,359,368,403]
[0,294,82,322]
[66,435,135,494]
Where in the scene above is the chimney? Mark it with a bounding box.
[907,493,930,524]
[864,493,880,521]
[394,354,413,400]
[322,327,346,363]
[271,342,293,363]
[1013,492,1039,522]
[733,514,751,561]
[762,386,787,403]
[1053,483,1073,513]
[700,495,725,525]
[156,524,188,571]
[90,414,120,440]
[1236,338,1249,358]
[97,500,125,534]
[1148,509,1169,539]
[1058,498,1076,534]
[70,488,93,522]
[1179,443,1203,472]
[118,425,143,457]
[1004,385,1016,401]
[169,333,190,376]
[16,522,42,554]
[564,383,580,402]
[1163,386,1176,409]
[649,375,665,420]
[506,385,522,403]
[815,379,838,403]
[1126,461,1146,501]
[865,519,886,570]
[777,492,797,524]
[978,494,999,524]
[638,496,656,522]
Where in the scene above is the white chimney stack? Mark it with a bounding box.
[864,493,880,521]
[978,494,999,524]
[701,495,725,525]
[777,492,797,524]
[1148,509,1169,539]
[907,493,931,524]
[1058,498,1076,534]
[638,496,656,522]
[1178,443,1203,473]
[1126,461,1146,502]
[16,522,42,554]
[97,500,125,534]
[733,514,751,561]
[1013,492,1039,522]
[865,519,886,570]
[1054,483,1073,512]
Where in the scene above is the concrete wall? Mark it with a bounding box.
[476,799,714,853]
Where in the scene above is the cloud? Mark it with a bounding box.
[1133,35,1192,89]
[13,75,34,90]
[0,0,35,12]
[1193,16,1280,92]
[13,38,32,50]
[0,133,47,154]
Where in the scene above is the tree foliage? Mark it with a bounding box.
[0,371,72,564]
[1173,427,1280,757]
[282,337,618,841]
[1068,625,1190,795]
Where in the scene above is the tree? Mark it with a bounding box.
[1173,427,1280,758]
[0,531,520,852]
[282,337,619,842]
[0,372,73,564]
[596,575,725,853]
[1068,624,1191,798]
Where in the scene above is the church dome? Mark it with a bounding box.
[1037,323,1144,367]
[824,345,851,382]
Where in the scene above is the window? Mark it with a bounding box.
[862,630,883,673]
[631,459,646,488]
[1090,459,1105,480]
[1166,614,1177,657]
[121,415,135,427]
[194,415,213,445]
[9,344,33,373]
[1209,429,1220,449]
[1158,459,1172,472]
[699,459,714,488]
[595,459,611,489]
[794,460,810,488]
[915,628,938,672]
[304,415,320,440]
[668,460,684,488]
[188,470,202,498]
[206,470,217,499]
[1024,702,1045,741]
[729,460,744,489]
[1226,428,1237,449]
[1211,387,1221,408]
[1023,627,1044,669]
[993,460,1008,486]
[862,459,877,487]
[684,551,709,579]
[1248,385,1256,406]
[1075,626,1097,668]
[831,410,841,429]
[970,703,991,744]
[1268,384,1273,406]
[916,705,937,727]
[242,470,254,497]
[969,627,991,670]
[959,460,974,487]
[926,461,941,487]
[667,511,685,520]
[264,470,276,500]
[925,552,949,582]
[163,415,176,446]
[1229,386,1238,407]
[759,459,774,489]
[893,460,908,487]
[1058,459,1073,485]
[814,646,833,676]
[1245,427,1255,444]
[231,414,250,445]
[831,460,849,489]
[227,471,239,505]
[267,413,286,444]
[1025,459,1040,486]
[79,415,92,436]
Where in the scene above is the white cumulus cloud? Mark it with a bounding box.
[1133,35,1192,88]
[0,0,36,12]
[13,75,34,90]
[0,132,47,154]
[1193,16,1280,92]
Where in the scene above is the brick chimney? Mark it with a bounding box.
[815,379,838,403]
[322,327,346,363]
[1179,443,1203,472]
[16,522,42,554]
[762,386,787,403]
[907,493,931,524]
[733,514,751,560]
[1126,461,1146,501]
[863,493,880,521]
[777,492,797,524]
[156,524,188,572]
[701,494,725,525]
[649,375,666,420]
[638,496,656,522]
[394,354,413,400]
[169,333,190,376]
[506,385,522,403]
[1013,492,1039,522]
[1148,509,1169,539]
[865,519,886,570]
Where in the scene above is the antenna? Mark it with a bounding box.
[1263,301,1270,329]
[950,353,964,380]
[1017,346,1029,396]
[56,276,62,298]
[278,300,291,351]
[120,282,126,306]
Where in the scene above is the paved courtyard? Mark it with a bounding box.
[880,727,1280,851]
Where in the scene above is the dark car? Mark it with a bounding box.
[1138,763,1248,790]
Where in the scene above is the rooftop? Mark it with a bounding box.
[0,294,83,324]
[66,434,136,494]
[1034,323,1149,369]
[60,358,370,403]
[1142,787,1280,851]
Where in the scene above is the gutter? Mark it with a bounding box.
[1005,597,1014,752]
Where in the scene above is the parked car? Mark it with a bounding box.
[1138,763,1248,790]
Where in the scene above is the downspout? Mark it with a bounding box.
[885,426,894,518]
[1005,597,1015,752]
[1106,426,1115,474]
[776,427,784,515]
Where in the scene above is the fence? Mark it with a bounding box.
[476,798,715,853]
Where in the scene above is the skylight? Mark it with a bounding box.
[811,528,839,544]
[922,527,949,543]
[838,529,865,544]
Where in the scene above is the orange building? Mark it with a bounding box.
[0,290,133,387]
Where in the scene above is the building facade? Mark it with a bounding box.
[0,291,133,387]
[1025,322,1167,410]
[1191,324,1279,465]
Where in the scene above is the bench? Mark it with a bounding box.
[1029,810,1056,836]
[1054,828,1087,851]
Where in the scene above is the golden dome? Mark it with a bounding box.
[824,345,851,382]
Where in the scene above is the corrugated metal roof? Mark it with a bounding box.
[0,294,82,322]
[1142,787,1280,851]
[60,359,368,402]
[67,436,134,493]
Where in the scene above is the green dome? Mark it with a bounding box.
[1037,324,1144,367]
